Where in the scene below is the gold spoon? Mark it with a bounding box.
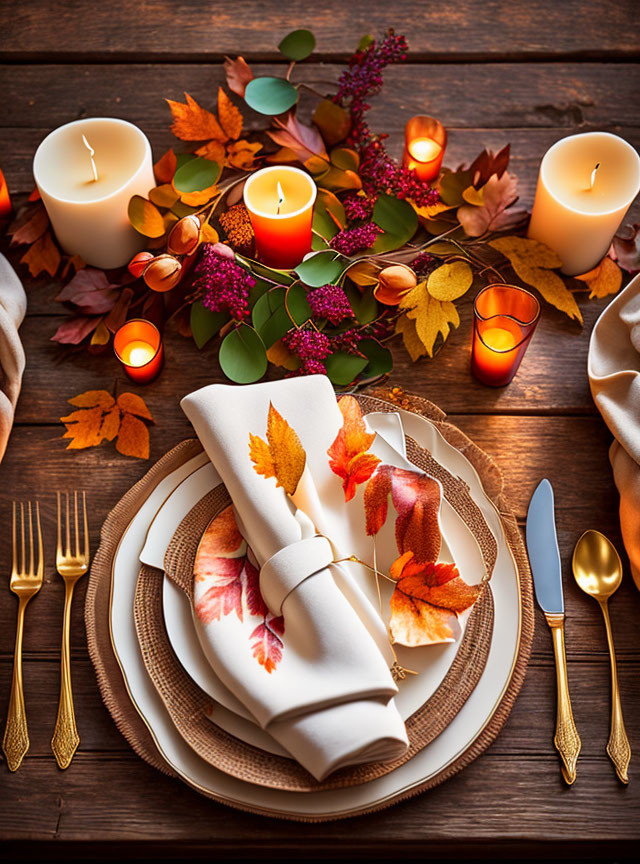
[572,530,630,783]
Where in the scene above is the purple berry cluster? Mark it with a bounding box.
[342,193,375,222]
[193,244,255,320]
[360,142,441,208]
[411,251,437,276]
[283,327,333,376]
[330,222,381,255]
[307,284,353,325]
[330,328,363,354]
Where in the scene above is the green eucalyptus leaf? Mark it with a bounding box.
[252,285,310,347]
[359,338,393,379]
[325,351,368,387]
[240,257,294,285]
[175,153,196,170]
[311,231,331,251]
[438,168,474,207]
[278,29,316,61]
[128,196,166,238]
[330,147,360,172]
[218,324,267,384]
[173,156,221,193]
[244,77,299,116]
[248,276,270,306]
[313,188,346,241]
[312,99,351,147]
[370,193,418,253]
[295,251,346,287]
[190,301,229,350]
[344,283,378,324]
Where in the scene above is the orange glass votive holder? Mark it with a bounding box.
[404,116,447,182]
[114,319,163,384]
[471,284,540,387]
[0,168,11,217]
[243,165,317,270]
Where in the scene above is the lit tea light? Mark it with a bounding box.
[243,165,317,269]
[528,132,640,275]
[471,284,540,387]
[114,319,163,384]
[404,116,447,183]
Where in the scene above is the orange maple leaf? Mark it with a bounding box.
[194,139,227,164]
[327,395,380,501]
[21,230,60,277]
[249,402,306,496]
[217,87,242,140]
[166,92,226,141]
[60,390,154,459]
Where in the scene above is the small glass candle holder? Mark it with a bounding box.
[404,116,447,182]
[0,168,11,217]
[471,284,540,387]
[114,319,163,384]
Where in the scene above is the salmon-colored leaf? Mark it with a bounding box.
[250,618,284,673]
[166,92,226,142]
[327,395,380,501]
[364,464,393,535]
[195,557,246,623]
[390,587,461,646]
[51,315,102,345]
[9,202,49,245]
[390,468,442,564]
[224,55,254,98]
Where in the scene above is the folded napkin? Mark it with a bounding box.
[589,273,640,588]
[181,376,408,780]
[0,253,27,464]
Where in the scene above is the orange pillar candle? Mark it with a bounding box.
[243,166,317,269]
[0,168,11,217]
[114,319,163,384]
[404,116,447,182]
[471,284,540,387]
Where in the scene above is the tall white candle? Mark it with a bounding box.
[33,118,155,269]
[527,132,640,276]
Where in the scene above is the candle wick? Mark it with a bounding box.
[276,181,285,215]
[82,134,98,182]
[589,161,600,190]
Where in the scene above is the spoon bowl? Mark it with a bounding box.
[572,529,623,600]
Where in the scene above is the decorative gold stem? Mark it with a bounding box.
[51,581,80,769]
[599,599,630,783]
[545,612,581,785]
[2,596,30,771]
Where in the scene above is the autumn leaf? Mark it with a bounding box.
[55,268,120,314]
[250,616,285,674]
[395,314,427,362]
[166,92,225,141]
[194,139,227,164]
[51,315,102,345]
[427,261,473,301]
[226,139,263,170]
[364,464,393,535]
[21,230,60,277]
[195,556,246,623]
[327,395,380,502]
[249,402,306,495]
[218,87,243,140]
[60,390,154,458]
[267,114,328,164]
[575,256,623,299]
[457,171,526,237]
[154,148,177,184]
[611,223,640,274]
[8,202,49,245]
[490,235,583,324]
[224,55,254,98]
[399,281,460,358]
[468,144,511,187]
[197,505,243,557]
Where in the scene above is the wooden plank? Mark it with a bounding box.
[1,418,638,658]
[0,754,636,849]
[2,63,640,131]
[2,0,638,60]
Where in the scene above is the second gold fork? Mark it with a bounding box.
[52,491,90,770]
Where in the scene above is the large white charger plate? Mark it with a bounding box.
[109,404,522,819]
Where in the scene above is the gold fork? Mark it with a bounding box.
[2,501,44,771]
[51,491,89,770]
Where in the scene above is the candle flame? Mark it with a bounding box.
[276,180,285,215]
[82,134,98,183]
[590,161,600,190]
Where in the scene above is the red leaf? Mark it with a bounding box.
[51,315,102,344]
[8,202,49,245]
[194,556,245,623]
[224,55,253,98]
[56,268,120,314]
[267,114,327,164]
[364,464,393,535]
[390,468,442,564]
[250,618,284,673]
[327,395,380,501]
[244,557,268,618]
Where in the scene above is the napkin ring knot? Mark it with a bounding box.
[260,536,334,616]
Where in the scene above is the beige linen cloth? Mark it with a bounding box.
[589,273,640,589]
[181,376,409,781]
[0,253,27,463]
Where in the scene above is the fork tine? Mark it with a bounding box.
[74,490,80,558]
[56,491,62,562]
[82,491,89,562]
[65,491,71,557]
[27,501,34,577]
[36,501,43,578]
[20,502,25,576]
[12,501,17,574]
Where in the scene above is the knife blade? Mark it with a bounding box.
[526,478,564,614]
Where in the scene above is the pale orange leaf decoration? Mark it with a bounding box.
[327,395,380,501]
[166,92,225,141]
[60,390,154,459]
[249,402,306,496]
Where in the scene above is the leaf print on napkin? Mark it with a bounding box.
[193,504,286,672]
[249,401,306,496]
[327,395,381,501]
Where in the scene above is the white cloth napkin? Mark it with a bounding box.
[589,273,640,589]
[0,253,27,464]
[181,376,409,780]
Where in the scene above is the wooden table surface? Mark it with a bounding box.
[1,1,639,858]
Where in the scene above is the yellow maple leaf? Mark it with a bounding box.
[399,282,460,357]
[166,92,226,141]
[395,314,426,362]
[217,87,243,140]
[249,402,306,495]
[575,256,622,300]
[427,261,473,301]
[490,236,583,324]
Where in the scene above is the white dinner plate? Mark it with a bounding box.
[109,407,521,818]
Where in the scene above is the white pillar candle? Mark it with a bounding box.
[527,132,640,276]
[33,118,155,269]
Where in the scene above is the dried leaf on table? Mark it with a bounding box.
[468,144,511,187]
[166,92,226,141]
[490,235,583,324]
[224,55,254,98]
[575,256,622,299]
[55,268,120,314]
[457,171,526,237]
[426,261,473,301]
[194,139,227,164]
[60,389,154,458]
[8,202,49,245]
[154,148,177,184]
[249,401,306,495]
[68,390,115,409]
[20,230,60,277]
[327,395,380,502]
[399,281,460,357]
[267,114,328,164]
[226,139,262,170]
[116,392,154,420]
[51,315,102,345]
[218,87,243,140]
[115,412,150,459]
[395,314,427,362]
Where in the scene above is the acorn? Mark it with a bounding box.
[374,264,417,305]
[143,254,182,292]
[128,251,154,279]
[167,214,201,256]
